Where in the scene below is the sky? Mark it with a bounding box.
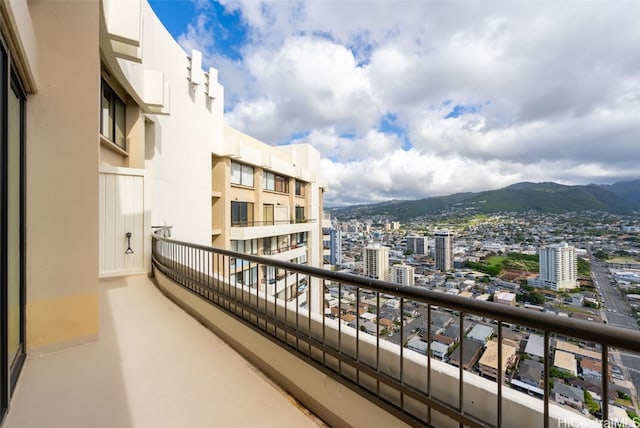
[148,0,640,207]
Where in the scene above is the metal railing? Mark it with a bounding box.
[151,227,640,427]
[261,243,307,255]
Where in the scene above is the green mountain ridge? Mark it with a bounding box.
[328,179,640,221]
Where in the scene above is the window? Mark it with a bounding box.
[231,201,254,226]
[263,204,274,225]
[275,175,289,193]
[231,161,254,187]
[295,180,306,197]
[295,206,305,222]
[1,43,27,412]
[231,239,258,255]
[263,171,289,193]
[100,79,126,150]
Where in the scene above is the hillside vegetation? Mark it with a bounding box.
[329,180,640,221]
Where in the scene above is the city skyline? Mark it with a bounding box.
[150,0,640,206]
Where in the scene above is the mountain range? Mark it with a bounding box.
[327,179,640,221]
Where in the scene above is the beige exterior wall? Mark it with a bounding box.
[211,127,325,309]
[25,0,100,350]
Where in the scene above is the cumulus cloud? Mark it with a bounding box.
[174,0,640,206]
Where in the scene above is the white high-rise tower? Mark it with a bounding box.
[537,243,577,291]
[363,243,389,281]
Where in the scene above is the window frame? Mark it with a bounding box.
[231,201,254,226]
[263,203,274,226]
[295,180,306,197]
[100,78,126,151]
[263,171,289,193]
[230,161,254,187]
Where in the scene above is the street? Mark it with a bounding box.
[591,257,640,407]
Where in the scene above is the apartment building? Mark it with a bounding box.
[0,1,623,427]
[210,127,325,303]
[322,226,342,268]
[0,0,324,420]
[434,230,454,272]
[363,243,389,280]
[529,242,578,291]
[392,264,415,286]
[406,235,429,256]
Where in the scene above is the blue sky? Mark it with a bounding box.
[149,0,640,206]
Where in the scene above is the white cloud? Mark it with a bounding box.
[175,0,640,206]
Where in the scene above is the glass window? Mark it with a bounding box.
[100,79,126,150]
[264,171,289,193]
[231,161,241,184]
[231,239,257,255]
[295,206,305,222]
[263,171,275,191]
[263,204,274,225]
[275,175,288,193]
[295,180,306,196]
[231,201,254,226]
[231,161,254,187]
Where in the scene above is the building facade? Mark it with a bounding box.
[210,127,325,306]
[327,228,342,266]
[434,230,454,272]
[0,0,325,419]
[363,244,389,281]
[406,235,428,256]
[392,264,415,286]
[531,243,578,291]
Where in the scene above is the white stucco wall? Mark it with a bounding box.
[117,1,223,246]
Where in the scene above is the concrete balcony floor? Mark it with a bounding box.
[4,275,326,428]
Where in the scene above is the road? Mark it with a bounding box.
[591,257,640,406]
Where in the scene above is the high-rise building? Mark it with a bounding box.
[322,227,342,267]
[363,243,389,280]
[392,264,415,286]
[434,231,454,272]
[534,243,577,291]
[211,127,325,303]
[406,235,429,255]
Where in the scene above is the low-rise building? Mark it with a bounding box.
[580,358,604,380]
[517,359,544,387]
[553,383,584,409]
[467,324,495,344]
[495,291,517,306]
[554,350,578,377]
[524,334,545,360]
[478,340,518,380]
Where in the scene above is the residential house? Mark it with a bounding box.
[478,340,518,380]
[517,359,544,388]
[553,382,584,410]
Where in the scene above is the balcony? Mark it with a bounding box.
[230,219,316,241]
[150,229,640,427]
[2,274,324,428]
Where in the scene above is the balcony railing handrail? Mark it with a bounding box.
[261,242,307,255]
[152,230,640,351]
[152,228,640,426]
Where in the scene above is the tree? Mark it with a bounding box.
[584,391,599,415]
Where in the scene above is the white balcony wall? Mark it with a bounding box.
[230,222,314,241]
[265,246,307,262]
